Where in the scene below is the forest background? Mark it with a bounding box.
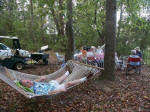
[0,0,150,64]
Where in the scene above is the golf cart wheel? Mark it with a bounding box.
[44,60,48,65]
[15,63,23,70]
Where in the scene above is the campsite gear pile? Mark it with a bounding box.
[74,46,104,68]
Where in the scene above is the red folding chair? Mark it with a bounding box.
[126,56,141,75]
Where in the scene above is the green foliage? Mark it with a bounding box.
[116,0,150,56]
[143,50,150,66]
[0,0,149,55]
[74,0,105,49]
[117,17,150,55]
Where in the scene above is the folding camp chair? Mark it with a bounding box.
[126,56,141,75]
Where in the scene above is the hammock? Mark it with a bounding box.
[0,60,102,99]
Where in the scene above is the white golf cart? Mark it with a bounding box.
[0,36,49,70]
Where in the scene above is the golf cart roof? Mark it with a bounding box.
[0,36,18,39]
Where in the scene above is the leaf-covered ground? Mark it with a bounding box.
[0,51,150,112]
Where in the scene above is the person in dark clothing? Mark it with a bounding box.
[135,47,142,58]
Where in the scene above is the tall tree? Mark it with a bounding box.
[29,0,34,41]
[45,0,66,50]
[65,0,74,61]
[94,0,105,44]
[101,0,116,80]
[58,0,65,36]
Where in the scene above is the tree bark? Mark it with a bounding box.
[65,0,74,61]
[101,0,116,80]
[59,0,65,35]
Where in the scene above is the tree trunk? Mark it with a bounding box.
[97,23,105,45]
[100,0,116,80]
[7,0,13,16]
[23,3,26,28]
[46,0,65,36]
[50,7,61,35]
[65,0,74,61]
[40,16,45,43]
[29,0,34,41]
[59,0,65,35]
[46,0,66,50]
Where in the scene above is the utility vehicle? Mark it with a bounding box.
[0,36,49,70]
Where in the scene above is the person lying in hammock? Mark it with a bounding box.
[19,67,93,95]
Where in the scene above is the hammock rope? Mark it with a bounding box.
[0,60,102,99]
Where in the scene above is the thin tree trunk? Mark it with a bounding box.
[65,0,74,61]
[59,0,65,35]
[40,16,44,43]
[29,0,34,41]
[46,0,66,50]
[7,0,13,16]
[117,3,123,39]
[101,0,116,80]
[46,0,64,36]
[7,0,14,34]
[23,4,26,28]
[50,7,61,35]
[94,2,105,44]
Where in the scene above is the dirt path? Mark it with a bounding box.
[0,51,150,112]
